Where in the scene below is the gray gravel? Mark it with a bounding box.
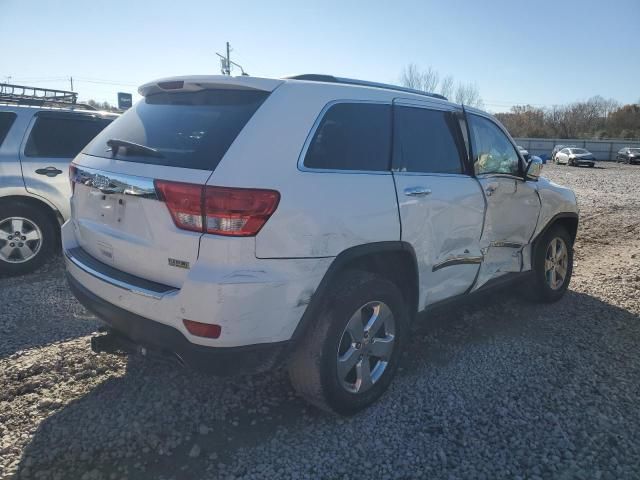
[2,163,640,479]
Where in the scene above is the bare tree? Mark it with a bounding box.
[439,75,454,99]
[400,64,483,106]
[421,66,440,92]
[400,64,423,90]
[400,64,440,92]
[454,83,483,108]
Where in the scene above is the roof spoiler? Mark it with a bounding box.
[138,76,283,97]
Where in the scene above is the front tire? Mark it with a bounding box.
[288,270,408,415]
[528,225,573,303]
[0,201,56,276]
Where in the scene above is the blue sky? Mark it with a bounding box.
[2,0,638,112]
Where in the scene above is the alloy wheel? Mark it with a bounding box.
[0,217,43,264]
[544,237,569,290]
[336,301,396,394]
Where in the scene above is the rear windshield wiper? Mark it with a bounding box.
[106,138,164,158]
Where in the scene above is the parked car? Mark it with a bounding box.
[63,74,579,414]
[616,147,640,164]
[0,86,117,275]
[551,144,576,163]
[554,147,596,167]
[517,145,531,161]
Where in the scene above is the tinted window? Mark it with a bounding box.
[393,106,464,174]
[0,112,16,147]
[304,103,391,171]
[25,114,112,158]
[84,89,268,170]
[468,114,520,175]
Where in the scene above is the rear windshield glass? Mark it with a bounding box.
[570,148,588,154]
[83,89,269,170]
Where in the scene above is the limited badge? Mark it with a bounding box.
[168,258,190,269]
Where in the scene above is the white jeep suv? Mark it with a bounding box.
[63,74,578,414]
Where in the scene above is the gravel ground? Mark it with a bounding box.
[1,163,639,480]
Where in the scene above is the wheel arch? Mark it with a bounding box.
[532,212,579,253]
[288,241,419,348]
[0,194,63,243]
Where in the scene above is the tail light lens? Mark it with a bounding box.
[154,180,280,237]
[204,186,280,236]
[154,180,204,232]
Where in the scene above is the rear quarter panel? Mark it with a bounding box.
[207,82,401,258]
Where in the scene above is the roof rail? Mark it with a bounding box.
[285,74,448,101]
[0,83,94,109]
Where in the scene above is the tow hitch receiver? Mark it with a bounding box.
[90,332,185,368]
[91,332,136,355]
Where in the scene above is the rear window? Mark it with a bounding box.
[303,103,391,172]
[0,112,16,147]
[83,89,269,170]
[25,114,113,158]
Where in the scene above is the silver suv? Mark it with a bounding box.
[0,84,116,275]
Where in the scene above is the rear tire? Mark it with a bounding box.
[527,225,573,303]
[288,270,408,415]
[0,201,56,276]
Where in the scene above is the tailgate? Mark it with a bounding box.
[71,161,208,288]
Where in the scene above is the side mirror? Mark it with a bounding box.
[525,156,543,180]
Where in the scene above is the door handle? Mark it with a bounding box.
[404,186,432,197]
[35,166,63,177]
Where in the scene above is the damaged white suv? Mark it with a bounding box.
[63,74,578,414]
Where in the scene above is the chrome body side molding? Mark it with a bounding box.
[432,255,483,272]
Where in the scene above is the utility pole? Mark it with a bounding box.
[216,42,249,76]
[70,76,74,91]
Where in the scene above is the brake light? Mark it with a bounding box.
[183,319,221,339]
[204,186,280,236]
[69,164,77,193]
[154,180,279,237]
[154,180,204,232]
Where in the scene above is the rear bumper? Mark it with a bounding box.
[67,272,288,375]
[62,220,332,348]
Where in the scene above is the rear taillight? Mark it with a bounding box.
[69,164,77,193]
[154,180,204,232]
[154,180,279,237]
[204,186,280,236]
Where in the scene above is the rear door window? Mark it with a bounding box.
[25,113,113,158]
[0,112,16,147]
[83,89,269,170]
[392,106,465,174]
[303,102,391,172]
